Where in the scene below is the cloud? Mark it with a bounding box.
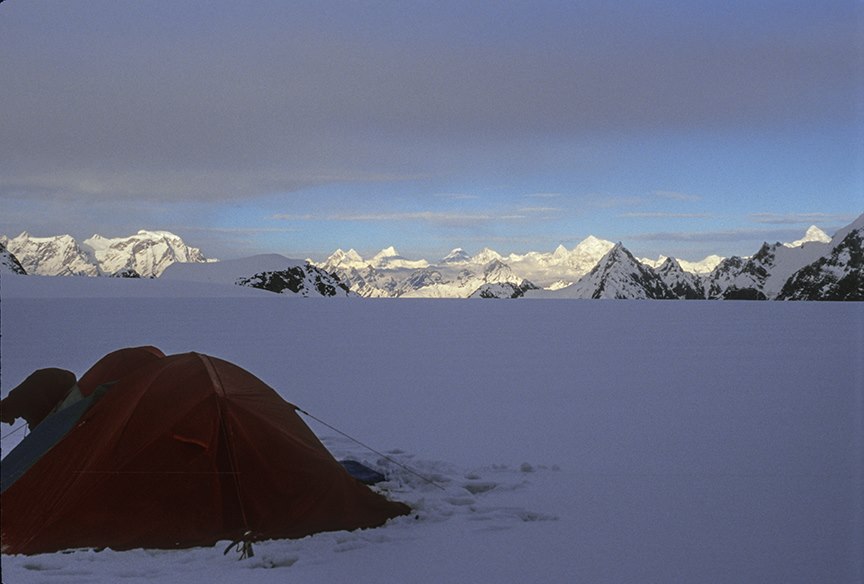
[434,193,480,201]
[269,214,319,222]
[515,206,562,214]
[577,194,646,209]
[0,168,423,203]
[631,228,806,243]
[749,212,857,225]
[272,207,558,225]
[651,191,702,202]
[524,193,563,199]
[620,212,712,219]
[273,212,485,222]
[177,226,300,235]
[1,1,859,204]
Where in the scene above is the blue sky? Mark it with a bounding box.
[1,0,861,261]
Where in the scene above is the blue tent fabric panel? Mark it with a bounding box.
[1,393,100,493]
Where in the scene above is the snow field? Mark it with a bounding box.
[1,277,862,583]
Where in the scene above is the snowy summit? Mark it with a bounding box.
[2,230,210,277]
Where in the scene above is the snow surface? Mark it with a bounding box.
[161,254,306,285]
[0,273,269,299]
[1,275,862,583]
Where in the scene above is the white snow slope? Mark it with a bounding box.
[161,254,306,285]
[1,275,862,584]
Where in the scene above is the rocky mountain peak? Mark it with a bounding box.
[441,248,471,264]
[2,230,209,277]
[784,225,831,248]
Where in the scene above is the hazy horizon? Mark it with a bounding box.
[0,219,853,265]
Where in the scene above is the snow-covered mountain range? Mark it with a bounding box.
[776,215,864,301]
[316,235,615,298]
[535,243,677,300]
[529,217,861,300]
[2,215,861,300]
[314,222,858,300]
[1,230,210,277]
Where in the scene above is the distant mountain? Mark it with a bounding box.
[535,243,677,299]
[6,218,860,300]
[471,247,505,265]
[469,281,540,299]
[1,232,99,276]
[440,248,472,264]
[162,253,351,297]
[369,246,429,270]
[777,215,864,301]
[332,266,408,298]
[655,257,704,299]
[236,267,351,297]
[316,236,614,297]
[401,259,535,298]
[328,257,534,298]
[320,245,431,272]
[526,228,846,300]
[500,236,615,288]
[641,254,724,275]
[704,256,755,299]
[1,242,27,275]
[161,254,300,284]
[83,230,209,277]
[320,248,366,272]
[318,234,725,298]
[109,268,142,278]
[0,230,210,277]
[672,217,860,301]
[704,231,831,300]
[783,225,831,248]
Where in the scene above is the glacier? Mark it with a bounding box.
[1,274,862,583]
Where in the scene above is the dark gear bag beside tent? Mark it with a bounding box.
[0,347,410,555]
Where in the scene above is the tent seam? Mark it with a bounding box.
[196,353,251,537]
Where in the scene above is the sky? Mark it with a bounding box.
[1,0,862,262]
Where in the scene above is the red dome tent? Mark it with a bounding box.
[0,347,409,555]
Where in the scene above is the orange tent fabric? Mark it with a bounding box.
[1,348,410,554]
[76,345,165,396]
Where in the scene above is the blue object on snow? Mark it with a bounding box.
[340,460,387,485]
